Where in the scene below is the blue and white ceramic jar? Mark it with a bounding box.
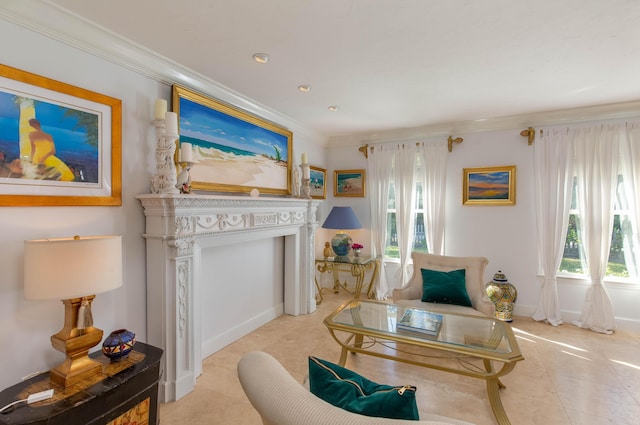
[102,328,136,361]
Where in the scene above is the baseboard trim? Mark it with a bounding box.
[514,304,640,333]
[200,304,284,360]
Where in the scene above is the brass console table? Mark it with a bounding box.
[315,255,379,303]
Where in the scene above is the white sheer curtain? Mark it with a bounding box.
[367,144,394,299]
[621,121,640,280]
[416,141,448,255]
[532,128,574,326]
[393,144,418,287]
[572,125,619,334]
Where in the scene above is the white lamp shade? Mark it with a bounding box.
[24,235,123,300]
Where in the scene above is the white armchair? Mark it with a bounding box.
[392,252,493,317]
[237,351,476,425]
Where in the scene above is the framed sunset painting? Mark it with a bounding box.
[463,165,516,205]
[172,84,292,195]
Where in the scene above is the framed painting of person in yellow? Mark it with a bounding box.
[0,64,121,206]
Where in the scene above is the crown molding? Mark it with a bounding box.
[0,1,325,144]
[328,100,640,146]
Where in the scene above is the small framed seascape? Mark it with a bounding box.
[310,166,326,199]
[334,169,366,197]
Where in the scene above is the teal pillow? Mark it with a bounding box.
[420,268,472,307]
[308,356,419,420]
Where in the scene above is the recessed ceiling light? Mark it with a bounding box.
[328,105,339,112]
[252,53,270,64]
[298,84,311,93]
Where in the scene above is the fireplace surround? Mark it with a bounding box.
[138,194,321,402]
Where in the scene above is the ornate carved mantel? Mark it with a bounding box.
[137,194,321,402]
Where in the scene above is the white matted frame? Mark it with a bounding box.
[0,64,121,206]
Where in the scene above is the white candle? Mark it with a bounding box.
[303,165,310,179]
[165,111,178,135]
[301,153,308,165]
[154,98,167,120]
[180,142,193,163]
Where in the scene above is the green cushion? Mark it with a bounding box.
[421,268,472,307]
[308,356,419,420]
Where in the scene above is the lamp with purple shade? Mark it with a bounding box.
[322,206,362,257]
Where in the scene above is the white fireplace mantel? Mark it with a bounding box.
[137,193,321,402]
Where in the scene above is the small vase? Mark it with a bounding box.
[354,249,361,257]
[102,328,136,361]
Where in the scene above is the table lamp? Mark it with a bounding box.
[24,235,123,387]
[322,206,362,257]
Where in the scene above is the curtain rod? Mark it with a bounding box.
[359,136,464,158]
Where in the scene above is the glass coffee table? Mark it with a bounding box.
[323,300,524,425]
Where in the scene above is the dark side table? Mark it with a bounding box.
[0,342,163,425]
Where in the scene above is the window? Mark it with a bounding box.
[385,182,428,259]
[559,176,634,279]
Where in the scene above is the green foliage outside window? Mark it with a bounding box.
[561,213,630,278]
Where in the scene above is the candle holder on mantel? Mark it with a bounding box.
[300,163,311,199]
[150,117,179,194]
[176,161,194,194]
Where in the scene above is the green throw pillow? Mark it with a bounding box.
[308,356,419,420]
[420,268,472,307]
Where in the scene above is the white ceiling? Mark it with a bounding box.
[49,0,640,139]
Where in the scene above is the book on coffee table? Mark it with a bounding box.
[396,308,443,337]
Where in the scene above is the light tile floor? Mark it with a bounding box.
[160,291,640,425]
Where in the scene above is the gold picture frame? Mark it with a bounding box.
[463,165,516,206]
[0,64,122,206]
[310,166,326,199]
[334,169,366,197]
[172,84,292,195]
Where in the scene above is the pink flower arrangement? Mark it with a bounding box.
[352,243,364,250]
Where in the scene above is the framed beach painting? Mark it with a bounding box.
[463,165,516,206]
[172,85,292,195]
[309,166,326,199]
[334,169,366,197]
[0,64,122,206]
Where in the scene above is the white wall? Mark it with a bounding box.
[0,18,161,390]
[0,15,326,392]
[446,129,542,315]
[325,129,640,332]
[2,1,638,396]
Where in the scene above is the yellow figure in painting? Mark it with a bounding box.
[18,97,36,158]
[28,118,75,181]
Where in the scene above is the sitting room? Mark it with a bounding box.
[1,2,639,425]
